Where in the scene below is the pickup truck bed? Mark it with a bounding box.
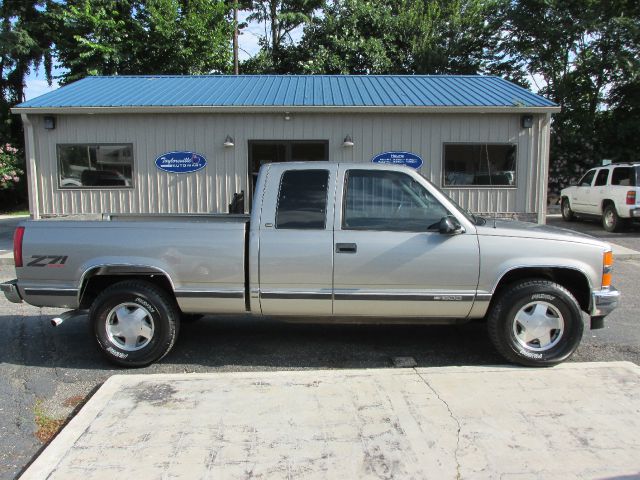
[17,214,249,314]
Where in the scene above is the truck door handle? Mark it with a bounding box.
[336,243,357,254]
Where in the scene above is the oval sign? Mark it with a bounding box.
[371,151,423,169]
[155,151,207,174]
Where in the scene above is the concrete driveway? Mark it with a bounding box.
[20,363,640,479]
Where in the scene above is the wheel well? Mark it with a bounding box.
[492,267,591,313]
[602,199,614,212]
[79,274,174,310]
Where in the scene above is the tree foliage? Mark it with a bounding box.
[55,0,232,84]
[1,0,54,146]
[242,0,321,73]
[500,0,640,189]
[0,0,639,206]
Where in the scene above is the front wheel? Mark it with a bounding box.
[90,280,180,367]
[487,279,584,367]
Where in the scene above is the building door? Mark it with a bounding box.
[248,140,328,203]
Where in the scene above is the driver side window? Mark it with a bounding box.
[579,170,596,187]
[342,170,449,232]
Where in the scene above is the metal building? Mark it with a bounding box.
[13,75,559,222]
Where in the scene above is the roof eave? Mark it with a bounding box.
[11,105,561,115]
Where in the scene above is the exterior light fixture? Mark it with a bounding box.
[284,112,291,121]
[343,135,354,147]
[223,135,235,147]
[521,115,533,129]
[44,116,56,130]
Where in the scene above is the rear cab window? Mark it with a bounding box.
[275,170,329,229]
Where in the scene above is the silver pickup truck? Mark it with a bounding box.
[2,162,620,368]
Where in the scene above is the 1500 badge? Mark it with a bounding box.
[27,255,68,267]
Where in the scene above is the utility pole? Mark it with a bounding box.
[233,2,239,75]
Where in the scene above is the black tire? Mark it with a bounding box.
[487,279,584,367]
[561,198,575,221]
[602,204,625,232]
[90,280,180,367]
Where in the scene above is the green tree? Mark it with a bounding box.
[293,0,408,74]
[1,0,54,146]
[289,0,515,78]
[501,0,640,191]
[55,0,233,84]
[242,0,321,73]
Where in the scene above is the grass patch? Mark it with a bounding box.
[33,400,64,444]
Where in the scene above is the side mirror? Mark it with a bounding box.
[439,216,463,235]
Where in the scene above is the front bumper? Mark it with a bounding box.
[591,286,620,318]
[0,279,23,304]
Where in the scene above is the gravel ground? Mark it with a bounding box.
[1,257,639,480]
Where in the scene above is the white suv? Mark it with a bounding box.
[560,163,640,232]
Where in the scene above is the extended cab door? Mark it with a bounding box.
[332,166,480,318]
[257,164,337,316]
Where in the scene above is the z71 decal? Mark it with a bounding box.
[27,255,68,267]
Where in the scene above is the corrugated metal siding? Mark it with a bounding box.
[18,75,557,109]
[29,112,543,216]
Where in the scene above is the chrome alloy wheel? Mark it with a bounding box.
[512,301,564,352]
[105,302,155,351]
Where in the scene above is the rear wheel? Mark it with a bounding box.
[602,204,625,232]
[561,198,575,221]
[90,280,179,367]
[487,279,584,367]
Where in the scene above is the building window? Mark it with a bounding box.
[443,144,517,187]
[248,140,328,192]
[57,144,133,188]
[343,170,450,232]
[275,169,329,230]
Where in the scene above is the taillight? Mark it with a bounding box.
[626,191,636,205]
[602,250,613,288]
[13,226,24,268]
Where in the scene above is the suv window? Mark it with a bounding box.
[343,170,449,232]
[611,167,638,187]
[275,170,329,229]
[594,169,609,186]
[579,170,596,187]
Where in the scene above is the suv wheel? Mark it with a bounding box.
[561,198,575,221]
[602,204,624,232]
[90,280,180,367]
[487,279,584,367]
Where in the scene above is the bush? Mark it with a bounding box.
[0,144,27,211]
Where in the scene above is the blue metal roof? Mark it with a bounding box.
[16,75,557,109]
